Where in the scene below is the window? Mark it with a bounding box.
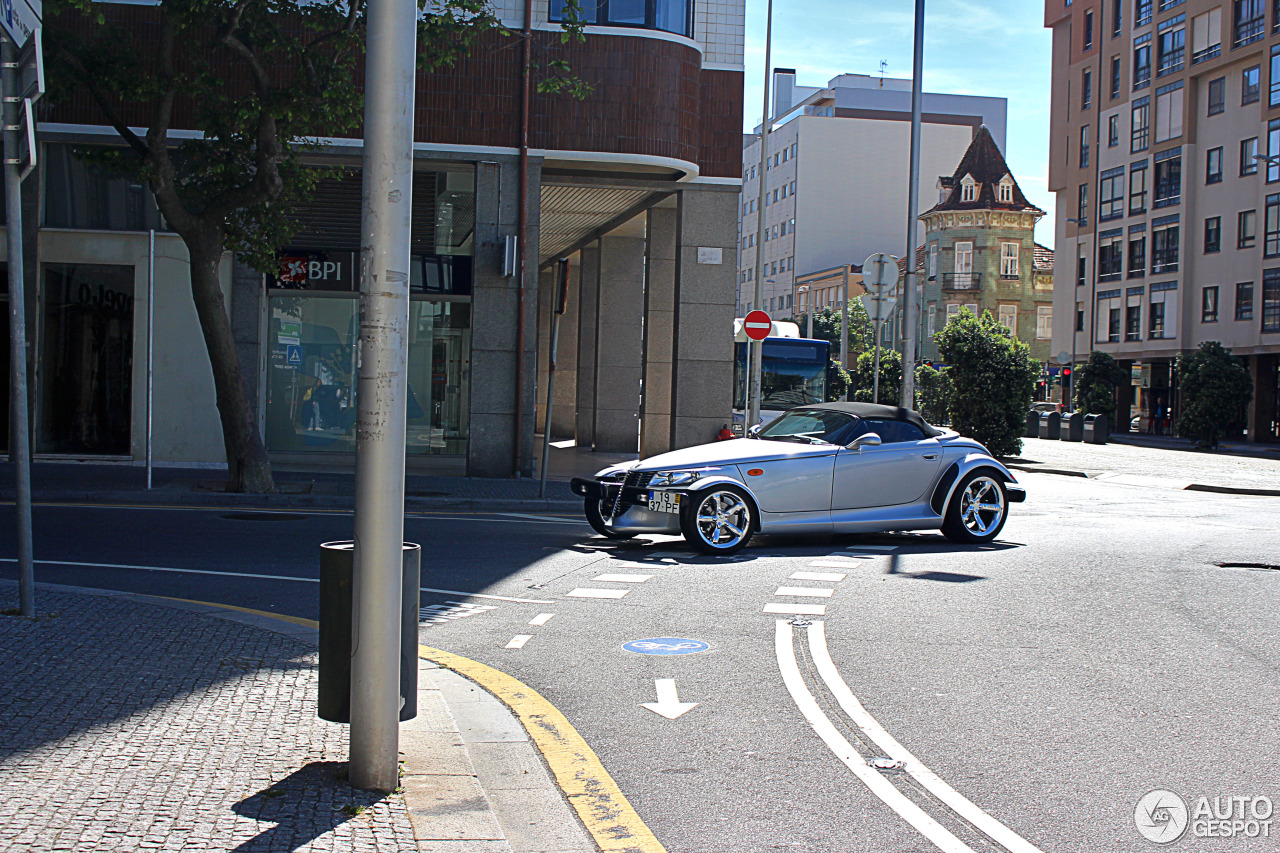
[1134,36,1152,89]
[549,0,693,37]
[998,304,1018,336]
[1077,304,1086,332]
[954,241,973,288]
[1130,161,1149,212]
[1100,167,1125,220]
[1129,233,1147,276]
[1236,0,1266,47]
[961,175,976,202]
[1154,149,1182,207]
[999,179,1013,202]
[1109,305,1122,341]
[1206,216,1222,252]
[1132,96,1150,151]
[1136,0,1153,27]
[1269,119,1280,182]
[1158,0,1184,8]
[1207,77,1225,114]
[1126,303,1142,340]
[1272,45,1280,107]
[1085,10,1094,49]
[1154,81,1184,143]
[1193,9,1223,61]
[1236,282,1254,319]
[1263,269,1280,332]
[1149,299,1167,337]
[1111,56,1122,99]
[1083,69,1093,109]
[928,243,938,279]
[1080,125,1091,167]
[1152,217,1180,272]
[1206,147,1223,184]
[1266,193,1280,257]
[1078,183,1089,221]
[1077,254,1088,287]
[790,180,796,194]
[1242,137,1259,176]
[791,143,797,158]
[1001,242,1020,278]
[1037,306,1053,340]
[1099,231,1125,281]
[42,144,167,232]
[1113,0,1124,36]
[1240,209,1258,247]
[1157,15,1185,76]
[1109,114,1120,147]
[1202,286,1219,322]
[1243,65,1261,104]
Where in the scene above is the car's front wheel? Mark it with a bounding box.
[942,470,1008,544]
[680,486,754,555]
[584,497,637,539]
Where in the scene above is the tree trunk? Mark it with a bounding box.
[187,237,276,493]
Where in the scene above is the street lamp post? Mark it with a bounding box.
[900,0,925,409]
[795,284,811,337]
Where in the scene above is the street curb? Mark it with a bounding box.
[1003,462,1090,478]
[1184,483,1280,497]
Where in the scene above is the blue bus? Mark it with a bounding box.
[732,334,831,432]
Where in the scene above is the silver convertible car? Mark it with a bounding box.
[570,402,1025,555]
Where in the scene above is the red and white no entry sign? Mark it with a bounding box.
[743,310,772,341]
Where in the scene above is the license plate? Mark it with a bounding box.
[647,490,681,514]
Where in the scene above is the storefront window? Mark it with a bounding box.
[550,0,692,36]
[43,144,166,232]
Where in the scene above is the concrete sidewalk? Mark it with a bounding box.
[0,581,596,853]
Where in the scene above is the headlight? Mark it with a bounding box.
[650,469,716,487]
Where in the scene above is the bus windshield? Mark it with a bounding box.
[734,339,829,411]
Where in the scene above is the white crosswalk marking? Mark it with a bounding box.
[504,635,532,649]
[775,586,834,598]
[528,613,555,626]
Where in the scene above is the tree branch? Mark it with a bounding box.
[54,46,149,159]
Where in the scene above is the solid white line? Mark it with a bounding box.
[775,586,834,598]
[529,613,556,626]
[505,635,533,649]
[762,603,826,616]
[566,588,629,599]
[494,512,586,524]
[419,587,555,605]
[807,622,1044,853]
[592,573,653,583]
[791,571,847,582]
[774,621,977,853]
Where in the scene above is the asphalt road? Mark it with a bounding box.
[3,472,1279,852]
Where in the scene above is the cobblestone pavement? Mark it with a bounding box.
[1011,435,1280,491]
[0,585,417,852]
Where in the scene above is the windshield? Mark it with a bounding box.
[757,409,856,445]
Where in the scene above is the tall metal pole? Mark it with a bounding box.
[901,0,925,409]
[749,0,774,431]
[147,229,155,490]
[3,33,34,618]
[539,259,568,498]
[839,267,849,401]
[349,0,417,793]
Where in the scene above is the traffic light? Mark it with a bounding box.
[1059,367,1072,387]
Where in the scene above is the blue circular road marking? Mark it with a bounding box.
[622,638,710,656]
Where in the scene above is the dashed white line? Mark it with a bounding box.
[791,571,847,582]
[592,573,653,583]
[762,602,826,616]
[504,635,533,649]
[566,588,629,599]
[528,613,556,626]
[775,586,834,598]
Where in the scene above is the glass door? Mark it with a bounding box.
[38,264,135,455]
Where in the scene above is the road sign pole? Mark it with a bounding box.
[839,267,849,401]
[749,0,773,431]
[349,0,417,794]
[3,32,35,618]
[901,0,926,409]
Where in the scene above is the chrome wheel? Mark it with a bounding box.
[959,475,1005,537]
[682,488,753,554]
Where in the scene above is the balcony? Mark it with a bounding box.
[942,272,982,292]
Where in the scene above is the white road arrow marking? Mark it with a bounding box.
[640,679,699,719]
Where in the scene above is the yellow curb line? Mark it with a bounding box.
[146,595,663,852]
[418,643,668,853]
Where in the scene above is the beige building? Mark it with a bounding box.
[1046,0,1280,441]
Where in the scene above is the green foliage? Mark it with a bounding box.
[1071,351,1127,416]
[825,361,851,402]
[848,347,901,404]
[935,308,1038,457]
[802,299,872,362]
[1175,341,1253,449]
[915,363,953,425]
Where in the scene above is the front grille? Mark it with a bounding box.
[625,472,655,491]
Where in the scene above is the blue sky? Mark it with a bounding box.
[742,0,1057,246]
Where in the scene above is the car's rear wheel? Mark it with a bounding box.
[942,470,1008,544]
[680,486,754,555]
[584,497,637,539]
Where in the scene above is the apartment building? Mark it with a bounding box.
[737,71,1007,318]
[1046,0,1280,440]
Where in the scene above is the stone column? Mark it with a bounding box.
[575,242,601,449]
[640,204,677,458]
[551,256,580,438]
[592,232,646,453]
[670,187,738,450]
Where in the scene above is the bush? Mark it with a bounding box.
[849,347,902,404]
[915,363,953,425]
[1072,351,1127,416]
[826,361,851,402]
[1176,341,1253,449]
[935,308,1037,457]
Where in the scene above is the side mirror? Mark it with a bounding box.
[748,424,762,437]
[848,433,882,450]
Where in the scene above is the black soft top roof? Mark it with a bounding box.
[797,402,945,438]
